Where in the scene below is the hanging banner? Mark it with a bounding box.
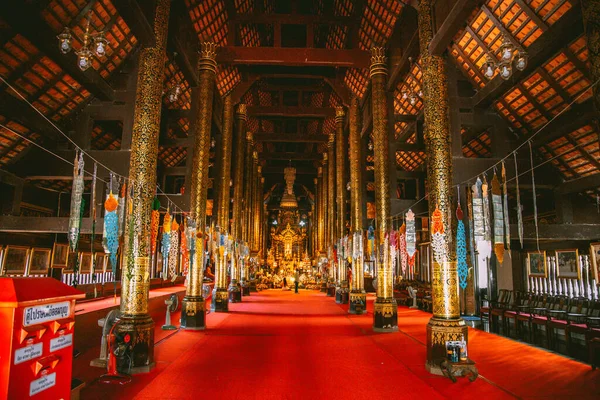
[456,205,468,290]
[68,151,84,252]
[472,178,491,260]
[103,193,120,271]
[399,223,407,275]
[150,198,161,256]
[514,153,524,248]
[117,182,126,238]
[491,173,505,264]
[501,162,511,250]
[405,209,416,257]
[161,212,171,278]
[431,205,447,264]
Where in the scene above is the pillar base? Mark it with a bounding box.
[349,291,367,314]
[115,313,155,374]
[180,296,206,330]
[211,288,229,312]
[335,284,349,304]
[425,317,470,375]
[373,298,398,332]
[320,282,328,293]
[241,280,251,295]
[228,281,242,303]
[326,285,336,297]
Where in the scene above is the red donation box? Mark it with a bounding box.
[0,277,84,399]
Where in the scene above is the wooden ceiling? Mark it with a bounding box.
[0,0,597,202]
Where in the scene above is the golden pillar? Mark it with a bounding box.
[370,47,398,332]
[242,132,253,244]
[327,133,336,289]
[335,107,349,304]
[313,177,318,259]
[211,93,233,312]
[118,0,170,372]
[317,166,324,255]
[256,172,264,255]
[180,42,218,329]
[419,0,468,373]
[252,160,261,254]
[229,103,246,300]
[348,96,367,314]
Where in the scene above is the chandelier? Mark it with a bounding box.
[57,13,109,71]
[400,58,423,106]
[482,34,528,80]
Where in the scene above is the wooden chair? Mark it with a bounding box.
[480,289,509,323]
[547,297,586,352]
[515,293,549,343]
[503,291,529,338]
[532,296,566,348]
[490,290,514,334]
[563,298,592,356]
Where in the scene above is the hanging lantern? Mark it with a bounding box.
[431,205,447,265]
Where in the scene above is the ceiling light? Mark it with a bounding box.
[57,28,72,54]
[58,12,108,71]
[482,34,528,81]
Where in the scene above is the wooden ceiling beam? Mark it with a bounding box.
[112,0,156,47]
[254,134,328,143]
[230,13,353,25]
[168,0,200,86]
[556,173,600,195]
[262,167,317,175]
[429,0,484,56]
[217,46,371,68]
[247,106,335,118]
[531,100,596,147]
[0,2,114,101]
[258,152,322,161]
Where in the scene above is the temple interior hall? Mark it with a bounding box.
[0,0,599,399]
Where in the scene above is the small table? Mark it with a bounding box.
[439,359,478,383]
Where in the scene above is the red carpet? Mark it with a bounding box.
[84,290,600,400]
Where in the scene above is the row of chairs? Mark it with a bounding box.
[394,281,433,311]
[481,290,600,367]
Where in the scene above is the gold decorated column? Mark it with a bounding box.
[317,166,324,255]
[242,132,253,244]
[348,96,367,314]
[370,46,398,332]
[419,0,468,373]
[327,133,336,290]
[211,94,233,312]
[335,107,349,304]
[118,0,170,373]
[180,42,218,330]
[313,177,319,259]
[231,104,246,300]
[252,161,261,254]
